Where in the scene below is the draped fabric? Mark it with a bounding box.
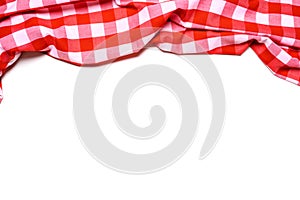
[0,0,300,102]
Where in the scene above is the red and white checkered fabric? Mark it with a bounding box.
[0,0,300,102]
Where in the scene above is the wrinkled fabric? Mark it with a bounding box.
[0,0,300,102]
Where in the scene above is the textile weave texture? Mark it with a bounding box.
[0,0,300,102]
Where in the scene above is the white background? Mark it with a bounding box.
[1,48,300,199]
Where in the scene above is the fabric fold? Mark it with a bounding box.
[0,0,300,102]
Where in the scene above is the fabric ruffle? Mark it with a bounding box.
[0,0,300,102]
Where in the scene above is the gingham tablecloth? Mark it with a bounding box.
[0,0,299,102]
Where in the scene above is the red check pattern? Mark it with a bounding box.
[0,0,300,102]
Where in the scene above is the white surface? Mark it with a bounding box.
[1,49,300,199]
